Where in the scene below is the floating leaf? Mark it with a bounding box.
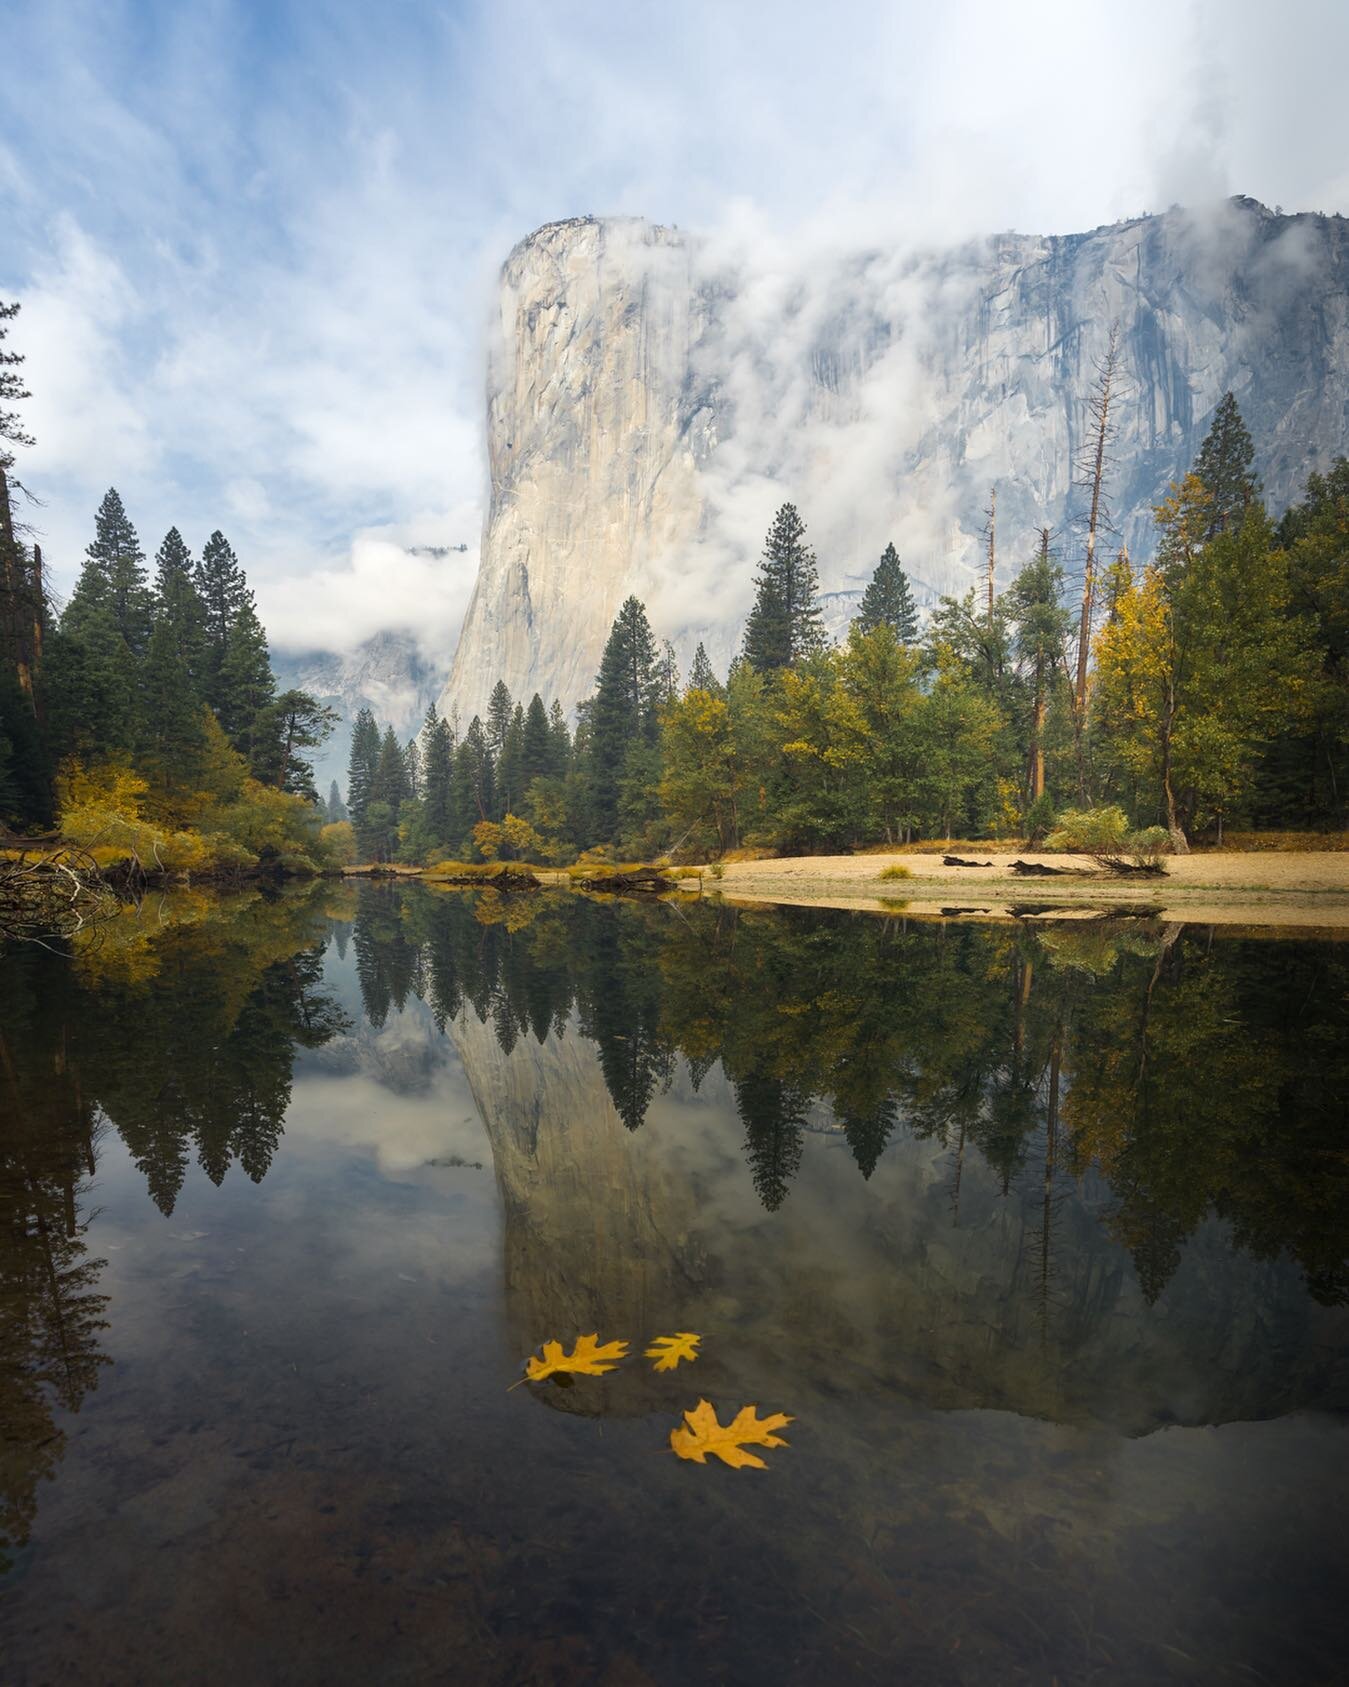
[645,1331,701,1372]
[524,1333,629,1383]
[669,1398,793,1469]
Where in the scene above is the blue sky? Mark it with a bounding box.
[3,0,1346,654]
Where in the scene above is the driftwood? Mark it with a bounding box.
[943,855,993,868]
[574,869,674,896]
[940,906,990,916]
[434,865,540,891]
[1009,859,1089,877]
[0,844,121,941]
[1094,857,1168,877]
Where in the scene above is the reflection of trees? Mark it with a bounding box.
[0,1019,110,1574]
[349,886,1349,1302]
[0,889,346,1571]
[734,1073,806,1211]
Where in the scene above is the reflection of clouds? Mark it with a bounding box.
[285,1065,491,1180]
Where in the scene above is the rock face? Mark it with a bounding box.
[442,198,1349,721]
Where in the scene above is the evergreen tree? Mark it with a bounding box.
[1194,392,1259,538]
[743,502,825,671]
[0,300,35,468]
[139,618,205,785]
[419,705,456,849]
[486,679,514,761]
[151,528,207,691]
[452,716,494,843]
[252,690,338,799]
[547,698,572,773]
[688,642,723,696]
[46,605,139,758]
[1007,529,1071,806]
[856,542,919,641]
[590,596,659,842]
[657,639,681,704]
[403,736,421,799]
[521,693,552,788]
[64,489,152,656]
[346,707,380,826]
[496,701,525,818]
[326,780,348,823]
[195,530,274,751]
[218,594,275,760]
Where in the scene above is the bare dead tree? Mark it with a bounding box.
[1072,322,1123,787]
[984,485,997,628]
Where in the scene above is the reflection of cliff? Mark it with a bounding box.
[453,1006,1347,1435]
[451,1011,701,1413]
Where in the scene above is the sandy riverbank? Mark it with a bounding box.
[714,850,1349,930]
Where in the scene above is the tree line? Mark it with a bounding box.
[0,300,344,871]
[348,393,1346,866]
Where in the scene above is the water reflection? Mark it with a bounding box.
[1,884,1346,1682]
[349,888,1348,1307]
[0,886,348,1571]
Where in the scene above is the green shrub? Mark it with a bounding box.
[879,863,912,881]
[1043,806,1130,853]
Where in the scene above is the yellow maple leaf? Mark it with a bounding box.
[645,1332,701,1372]
[669,1398,794,1470]
[523,1333,629,1383]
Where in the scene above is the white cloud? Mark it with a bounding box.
[2,0,1345,665]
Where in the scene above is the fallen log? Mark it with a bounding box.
[943,855,993,868]
[573,869,674,896]
[1009,859,1090,877]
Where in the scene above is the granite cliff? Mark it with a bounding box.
[441,198,1349,721]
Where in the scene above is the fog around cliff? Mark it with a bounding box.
[3,0,1347,666]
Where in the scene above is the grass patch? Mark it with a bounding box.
[879,863,913,881]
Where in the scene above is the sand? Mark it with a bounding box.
[713,850,1349,931]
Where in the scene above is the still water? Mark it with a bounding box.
[2,883,1346,1684]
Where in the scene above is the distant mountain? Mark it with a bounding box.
[272,631,440,799]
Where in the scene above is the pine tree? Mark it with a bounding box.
[140,617,205,785]
[152,528,207,690]
[688,642,722,696]
[0,300,35,467]
[521,693,552,788]
[590,596,659,841]
[403,736,421,799]
[657,639,680,704]
[1194,391,1259,537]
[547,698,572,773]
[195,530,274,751]
[743,503,825,672]
[856,542,919,641]
[64,489,153,656]
[1,302,48,775]
[346,707,381,825]
[326,780,348,823]
[486,679,514,762]
[252,690,338,798]
[452,716,494,842]
[419,705,455,848]
[496,701,525,818]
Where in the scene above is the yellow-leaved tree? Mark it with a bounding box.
[1092,477,1314,846]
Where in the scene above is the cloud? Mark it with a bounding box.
[2,0,1345,669]
[257,513,481,657]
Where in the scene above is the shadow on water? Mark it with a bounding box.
[2,881,1347,1683]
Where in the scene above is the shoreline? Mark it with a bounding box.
[713,850,1349,930]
